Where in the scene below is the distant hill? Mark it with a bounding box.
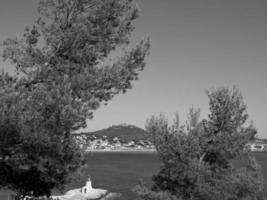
[78,124,150,142]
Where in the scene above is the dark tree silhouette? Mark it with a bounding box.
[136,87,264,200]
[0,0,150,198]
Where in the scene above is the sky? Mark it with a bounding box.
[0,0,267,137]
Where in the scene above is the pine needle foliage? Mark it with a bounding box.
[0,0,150,198]
[136,87,264,200]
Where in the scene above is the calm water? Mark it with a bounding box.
[72,152,160,200]
[1,152,267,200]
[69,152,267,200]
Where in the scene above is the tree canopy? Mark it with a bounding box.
[0,0,150,198]
[136,87,264,200]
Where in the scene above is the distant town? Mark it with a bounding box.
[246,138,267,152]
[73,134,155,151]
[73,135,267,152]
[72,124,155,151]
[73,124,267,152]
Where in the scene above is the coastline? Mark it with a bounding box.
[85,149,157,153]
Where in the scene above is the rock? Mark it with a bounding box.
[51,178,107,200]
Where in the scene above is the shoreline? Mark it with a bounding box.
[85,149,157,153]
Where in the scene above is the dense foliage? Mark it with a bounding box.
[136,87,264,200]
[0,0,150,198]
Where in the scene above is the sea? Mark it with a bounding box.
[1,152,267,200]
[63,152,267,200]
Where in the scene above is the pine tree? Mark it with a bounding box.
[0,0,150,198]
[136,87,264,200]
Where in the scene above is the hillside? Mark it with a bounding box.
[78,124,150,142]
